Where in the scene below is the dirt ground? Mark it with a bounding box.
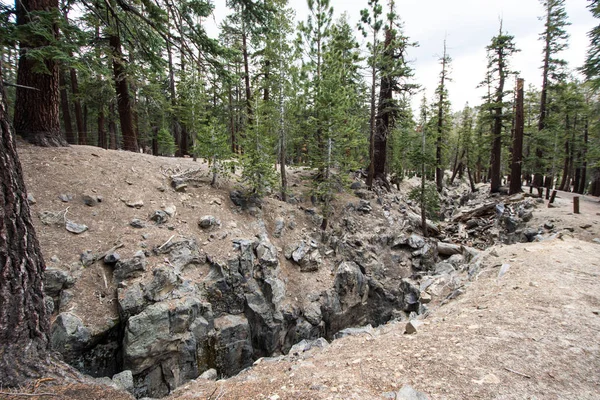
[5,143,600,399]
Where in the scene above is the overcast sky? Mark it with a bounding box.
[210,0,596,113]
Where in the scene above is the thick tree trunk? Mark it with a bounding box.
[109,32,137,152]
[510,78,524,195]
[108,102,117,150]
[490,51,505,193]
[59,69,76,144]
[0,65,52,386]
[14,0,66,147]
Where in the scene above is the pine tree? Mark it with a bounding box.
[434,39,451,192]
[582,0,600,87]
[483,22,519,193]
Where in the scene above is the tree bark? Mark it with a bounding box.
[108,102,117,150]
[109,30,137,152]
[578,116,588,194]
[14,0,66,147]
[71,68,85,145]
[435,40,448,192]
[366,27,377,189]
[490,45,506,193]
[59,69,75,144]
[510,78,524,195]
[97,108,107,149]
[0,64,52,386]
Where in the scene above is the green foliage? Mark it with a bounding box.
[408,183,440,220]
[157,128,177,156]
[583,0,600,87]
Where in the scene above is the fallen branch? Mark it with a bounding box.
[504,367,531,379]
[159,235,175,251]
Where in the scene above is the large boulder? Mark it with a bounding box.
[213,314,254,377]
[114,251,146,282]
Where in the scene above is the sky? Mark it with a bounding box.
[209,0,597,113]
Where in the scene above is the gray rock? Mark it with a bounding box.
[171,177,188,192]
[356,200,372,213]
[397,385,430,400]
[164,204,176,217]
[230,190,262,209]
[82,193,100,207]
[112,370,134,393]
[155,237,205,272]
[118,282,147,319]
[27,193,37,204]
[199,215,219,229]
[44,268,75,298]
[59,193,73,202]
[291,241,309,263]
[334,325,373,339]
[256,236,278,266]
[405,320,423,335]
[273,217,285,238]
[144,267,179,302]
[408,234,426,249]
[114,251,146,281]
[214,314,254,377]
[523,228,539,242]
[350,181,362,190]
[400,279,421,313]
[44,295,55,314]
[66,220,88,234]
[446,254,465,267]
[519,209,533,222]
[50,313,92,357]
[199,368,218,380]
[544,222,555,230]
[288,338,329,355]
[103,252,120,265]
[150,210,169,225]
[125,199,144,209]
[434,262,455,275]
[80,250,96,267]
[335,262,369,310]
[593,238,600,244]
[130,219,145,228]
[303,302,322,326]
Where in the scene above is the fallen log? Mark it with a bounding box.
[437,242,463,256]
[406,211,440,236]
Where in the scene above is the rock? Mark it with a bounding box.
[400,279,421,313]
[397,384,430,400]
[130,219,145,228]
[291,241,309,263]
[434,262,455,275]
[112,370,134,393]
[357,200,372,213]
[80,250,96,267]
[155,237,205,272]
[144,267,179,302]
[273,217,285,238]
[114,251,146,281]
[50,313,92,357]
[405,320,423,335]
[420,292,431,304]
[103,252,120,265]
[523,228,539,242]
[171,177,188,192]
[519,210,533,222]
[82,193,100,207]
[199,368,218,380]
[333,325,373,339]
[164,204,176,217]
[335,262,369,311]
[66,220,88,234]
[125,199,144,209]
[303,302,322,326]
[230,190,262,209]
[214,314,254,377]
[199,215,219,229]
[350,181,362,190]
[27,193,37,204]
[593,238,600,244]
[288,338,328,355]
[44,268,75,298]
[437,241,462,256]
[580,224,592,229]
[256,236,278,266]
[118,282,147,319]
[544,222,555,230]
[59,193,73,202]
[150,210,169,225]
[408,234,426,249]
[446,254,465,267]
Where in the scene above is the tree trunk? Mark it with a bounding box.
[0,64,52,386]
[108,102,117,150]
[109,30,137,152]
[59,69,75,144]
[13,0,66,147]
[490,48,506,193]
[578,117,588,194]
[435,40,448,192]
[242,30,253,127]
[366,28,377,189]
[71,68,85,145]
[97,108,107,149]
[559,115,570,191]
[510,78,524,195]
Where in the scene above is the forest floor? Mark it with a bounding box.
[2,142,600,400]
